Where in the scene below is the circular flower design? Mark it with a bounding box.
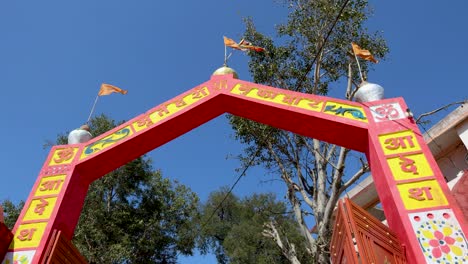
[422,227,463,259]
[428,230,454,257]
[412,210,467,263]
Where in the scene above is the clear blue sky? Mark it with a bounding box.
[0,1,466,263]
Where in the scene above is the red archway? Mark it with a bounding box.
[2,73,467,263]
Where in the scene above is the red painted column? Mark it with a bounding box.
[1,145,88,264]
[365,98,468,263]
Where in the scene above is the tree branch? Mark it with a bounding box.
[265,141,316,252]
[262,221,302,264]
[312,139,328,224]
[340,161,369,193]
[320,147,349,234]
[346,62,353,99]
[325,144,337,166]
[415,100,466,124]
[293,0,351,92]
[304,139,340,171]
[296,164,316,208]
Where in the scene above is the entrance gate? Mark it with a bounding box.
[2,72,467,263]
[330,198,407,264]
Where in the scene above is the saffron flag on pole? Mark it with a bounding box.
[224,36,240,50]
[224,36,265,52]
[238,39,265,52]
[98,83,128,96]
[351,42,378,63]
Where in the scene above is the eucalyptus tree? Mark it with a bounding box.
[199,188,311,264]
[230,0,388,262]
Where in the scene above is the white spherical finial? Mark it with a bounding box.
[354,81,384,103]
[68,125,93,144]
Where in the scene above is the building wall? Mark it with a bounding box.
[437,143,467,182]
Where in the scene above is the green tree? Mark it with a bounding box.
[1,114,200,264]
[199,188,310,264]
[69,115,200,263]
[1,200,24,229]
[230,0,389,262]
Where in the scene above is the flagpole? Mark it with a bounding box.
[353,52,365,83]
[224,44,227,66]
[86,95,99,124]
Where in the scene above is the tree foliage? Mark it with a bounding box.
[230,0,389,262]
[69,115,200,263]
[198,188,311,264]
[1,200,24,229]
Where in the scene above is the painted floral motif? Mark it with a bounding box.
[423,228,462,259]
[4,254,30,264]
[410,210,468,263]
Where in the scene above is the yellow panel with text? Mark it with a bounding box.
[23,197,58,222]
[323,101,367,122]
[397,180,448,210]
[378,130,421,156]
[184,87,210,104]
[48,147,79,166]
[132,116,153,133]
[34,175,66,197]
[387,153,433,181]
[147,87,210,126]
[230,84,324,112]
[9,222,48,249]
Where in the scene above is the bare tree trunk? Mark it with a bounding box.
[263,220,302,264]
[266,141,316,255]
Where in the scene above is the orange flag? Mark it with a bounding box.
[239,39,265,52]
[224,36,265,52]
[98,83,128,96]
[351,42,378,63]
[224,36,240,49]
